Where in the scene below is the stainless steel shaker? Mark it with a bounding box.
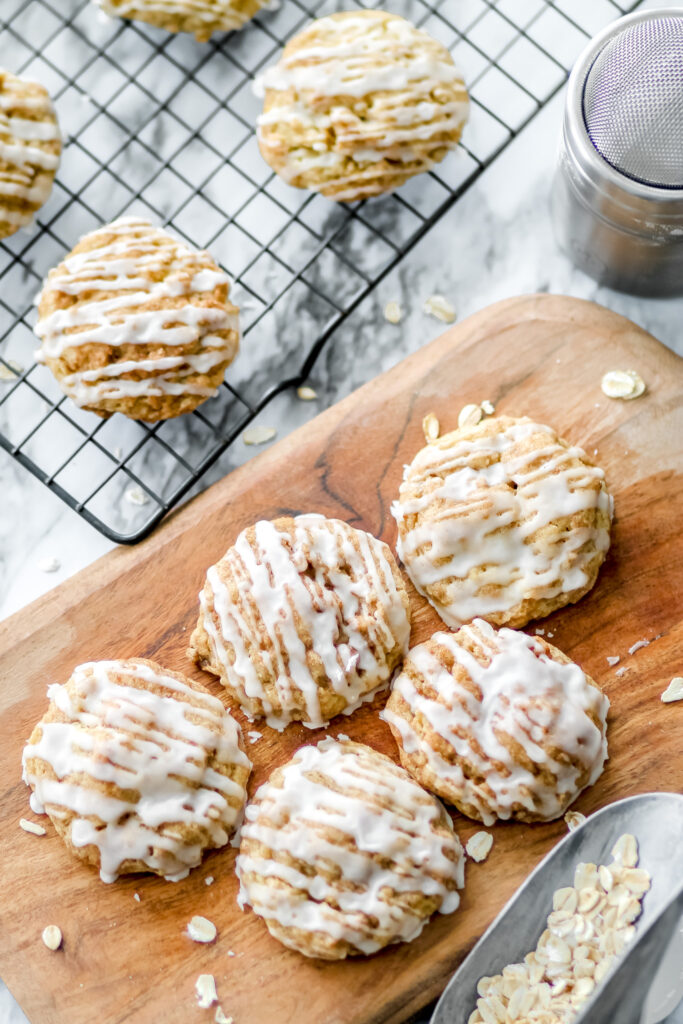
[552,9,683,297]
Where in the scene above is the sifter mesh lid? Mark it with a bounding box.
[582,13,683,190]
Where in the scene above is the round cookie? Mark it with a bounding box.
[236,737,465,959]
[189,514,411,730]
[0,70,61,238]
[35,216,239,422]
[382,618,609,825]
[22,658,251,882]
[256,10,469,202]
[392,416,613,629]
[95,0,267,40]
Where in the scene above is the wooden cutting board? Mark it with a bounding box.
[1,294,682,1024]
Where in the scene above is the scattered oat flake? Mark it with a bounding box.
[215,1009,233,1024]
[187,916,217,944]
[133,893,141,902]
[296,385,317,401]
[466,831,493,863]
[606,656,620,667]
[196,974,218,1009]
[125,486,149,506]
[628,639,650,655]
[384,300,402,324]
[458,403,483,429]
[662,677,683,703]
[37,556,60,573]
[601,369,646,400]
[42,925,62,951]
[243,425,276,446]
[565,810,587,831]
[20,818,46,836]
[424,294,456,323]
[481,399,495,415]
[422,412,440,442]
[247,730,262,744]
[205,875,215,886]
[0,359,22,381]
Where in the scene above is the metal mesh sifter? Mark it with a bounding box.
[553,8,683,296]
[583,14,683,189]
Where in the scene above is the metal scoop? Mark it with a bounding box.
[431,793,683,1024]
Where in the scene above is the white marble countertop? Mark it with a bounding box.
[2,0,682,1020]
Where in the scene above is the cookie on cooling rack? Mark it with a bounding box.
[95,0,268,40]
[236,737,465,959]
[189,514,411,730]
[34,216,239,422]
[382,619,609,825]
[392,416,613,629]
[256,10,469,202]
[0,70,61,238]
[22,658,251,883]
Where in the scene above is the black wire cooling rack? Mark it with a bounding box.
[0,0,638,544]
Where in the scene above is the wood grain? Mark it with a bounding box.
[1,294,681,1024]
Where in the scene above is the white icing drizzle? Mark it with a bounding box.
[22,659,251,883]
[96,0,264,33]
[381,619,609,825]
[0,72,60,231]
[392,419,613,627]
[256,12,469,200]
[236,738,464,954]
[35,217,239,406]
[198,514,410,730]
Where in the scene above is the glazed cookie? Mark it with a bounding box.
[0,70,61,238]
[22,658,251,882]
[95,0,267,40]
[256,10,469,202]
[35,217,239,422]
[392,416,613,629]
[382,619,609,825]
[189,514,411,730]
[236,737,465,959]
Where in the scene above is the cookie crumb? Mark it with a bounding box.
[424,294,456,323]
[466,831,493,863]
[187,916,217,944]
[42,925,62,951]
[195,974,218,1009]
[457,403,482,429]
[336,733,350,742]
[37,556,60,573]
[422,412,440,442]
[606,656,620,667]
[20,818,46,836]
[296,385,317,401]
[661,677,683,703]
[601,369,646,400]
[227,950,236,957]
[615,666,627,677]
[243,425,276,446]
[564,810,587,831]
[133,893,141,902]
[205,876,214,886]
[384,300,402,324]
